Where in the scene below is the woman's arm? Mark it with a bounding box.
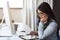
[38,21,44,39]
[42,22,57,38]
[38,21,57,39]
[29,21,43,36]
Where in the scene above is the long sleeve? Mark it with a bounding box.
[38,21,44,39]
[38,21,57,39]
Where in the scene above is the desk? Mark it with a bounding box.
[19,34,39,40]
[13,23,39,40]
[0,35,23,40]
[0,23,39,40]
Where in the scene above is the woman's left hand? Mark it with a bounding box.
[30,31,38,35]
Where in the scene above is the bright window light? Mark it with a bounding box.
[0,0,23,8]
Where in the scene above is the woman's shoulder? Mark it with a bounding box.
[49,19,57,26]
[51,19,57,23]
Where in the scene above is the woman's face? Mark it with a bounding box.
[37,9,48,22]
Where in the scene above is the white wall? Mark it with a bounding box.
[0,8,23,22]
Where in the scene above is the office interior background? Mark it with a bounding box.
[0,0,60,40]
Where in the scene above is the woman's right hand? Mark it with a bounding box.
[40,17,47,23]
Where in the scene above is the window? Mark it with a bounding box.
[0,0,23,8]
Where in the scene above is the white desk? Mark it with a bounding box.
[13,23,39,40]
[19,35,39,40]
[0,35,23,40]
[0,23,39,40]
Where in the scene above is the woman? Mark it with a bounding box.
[30,2,58,40]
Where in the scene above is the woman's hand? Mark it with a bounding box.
[30,31,38,35]
[40,17,47,23]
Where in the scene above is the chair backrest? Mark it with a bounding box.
[0,1,12,36]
